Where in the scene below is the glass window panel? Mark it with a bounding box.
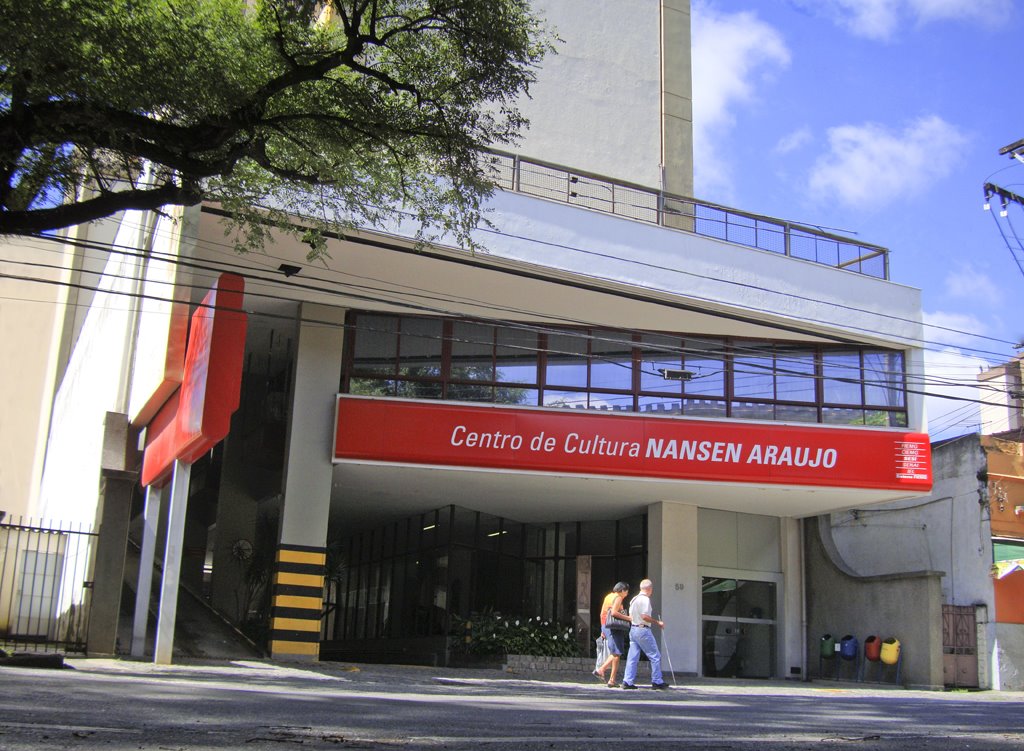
[495,386,537,406]
[736,580,776,620]
[864,351,906,407]
[639,334,683,394]
[822,406,864,425]
[732,343,775,399]
[478,513,501,551]
[419,511,436,549]
[638,395,683,415]
[682,398,727,418]
[348,377,396,396]
[398,317,443,378]
[501,521,523,557]
[452,507,476,547]
[775,405,818,423]
[617,515,645,556]
[395,380,442,399]
[545,332,589,388]
[450,321,494,381]
[579,520,616,555]
[434,509,450,547]
[559,523,577,557]
[352,315,398,374]
[774,349,816,403]
[542,390,590,410]
[590,330,634,391]
[866,409,907,428]
[683,338,726,396]
[590,392,634,412]
[495,326,539,384]
[731,401,775,421]
[823,352,862,405]
[446,382,495,403]
[702,577,738,617]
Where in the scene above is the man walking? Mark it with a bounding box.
[621,578,670,690]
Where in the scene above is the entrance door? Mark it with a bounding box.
[701,577,777,678]
[942,604,979,688]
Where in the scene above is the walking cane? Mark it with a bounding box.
[658,614,677,687]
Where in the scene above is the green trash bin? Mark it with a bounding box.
[820,633,836,659]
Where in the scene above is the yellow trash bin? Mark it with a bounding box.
[880,638,901,665]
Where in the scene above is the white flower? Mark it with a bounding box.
[515,620,520,626]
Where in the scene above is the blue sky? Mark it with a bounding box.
[689,0,1024,439]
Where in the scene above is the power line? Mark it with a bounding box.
[6,229,1015,400]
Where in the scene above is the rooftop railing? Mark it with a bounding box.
[487,151,889,280]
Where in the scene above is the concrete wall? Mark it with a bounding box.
[649,502,700,675]
[0,235,67,518]
[994,622,1024,691]
[518,0,664,187]
[830,435,991,607]
[36,212,151,524]
[806,516,945,689]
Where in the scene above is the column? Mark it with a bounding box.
[661,0,695,229]
[780,517,805,680]
[269,303,346,660]
[647,502,700,676]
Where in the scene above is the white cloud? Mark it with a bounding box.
[691,2,790,199]
[908,0,1012,26]
[774,127,813,155]
[796,0,1013,40]
[922,309,986,347]
[807,115,968,209]
[922,347,987,440]
[943,264,1002,305]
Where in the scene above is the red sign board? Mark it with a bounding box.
[142,274,247,487]
[334,396,932,491]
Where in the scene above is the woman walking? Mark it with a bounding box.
[593,581,631,687]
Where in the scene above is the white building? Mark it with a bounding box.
[1,1,937,683]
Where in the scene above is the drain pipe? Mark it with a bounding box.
[799,518,808,680]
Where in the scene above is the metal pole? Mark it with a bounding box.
[658,615,677,686]
[131,483,164,657]
[154,460,190,665]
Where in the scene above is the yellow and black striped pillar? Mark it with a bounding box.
[269,543,326,660]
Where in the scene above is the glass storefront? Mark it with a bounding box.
[321,506,646,665]
[701,577,778,678]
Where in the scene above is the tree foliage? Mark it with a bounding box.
[0,0,548,252]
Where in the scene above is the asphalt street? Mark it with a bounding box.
[1,658,1023,750]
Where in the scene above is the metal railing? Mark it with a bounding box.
[1,515,97,654]
[486,151,889,280]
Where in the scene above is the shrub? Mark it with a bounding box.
[459,612,578,657]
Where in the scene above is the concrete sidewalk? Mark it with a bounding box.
[57,655,1019,700]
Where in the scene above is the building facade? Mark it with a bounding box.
[1,1,937,681]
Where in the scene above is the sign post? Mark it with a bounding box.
[137,273,247,664]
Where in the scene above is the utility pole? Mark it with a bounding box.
[984,139,1024,280]
[984,138,1024,214]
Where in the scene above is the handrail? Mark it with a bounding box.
[485,150,889,280]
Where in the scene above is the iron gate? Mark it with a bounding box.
[0,515,97,653]
[942,603,979,688]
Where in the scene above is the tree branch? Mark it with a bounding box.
[0,180,202,235]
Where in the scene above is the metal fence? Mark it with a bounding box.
[486,151,890,280]
[0,515,97,654]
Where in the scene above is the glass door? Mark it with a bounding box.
[701,577,777,678]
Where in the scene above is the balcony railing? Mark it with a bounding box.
[487,151,889,280]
